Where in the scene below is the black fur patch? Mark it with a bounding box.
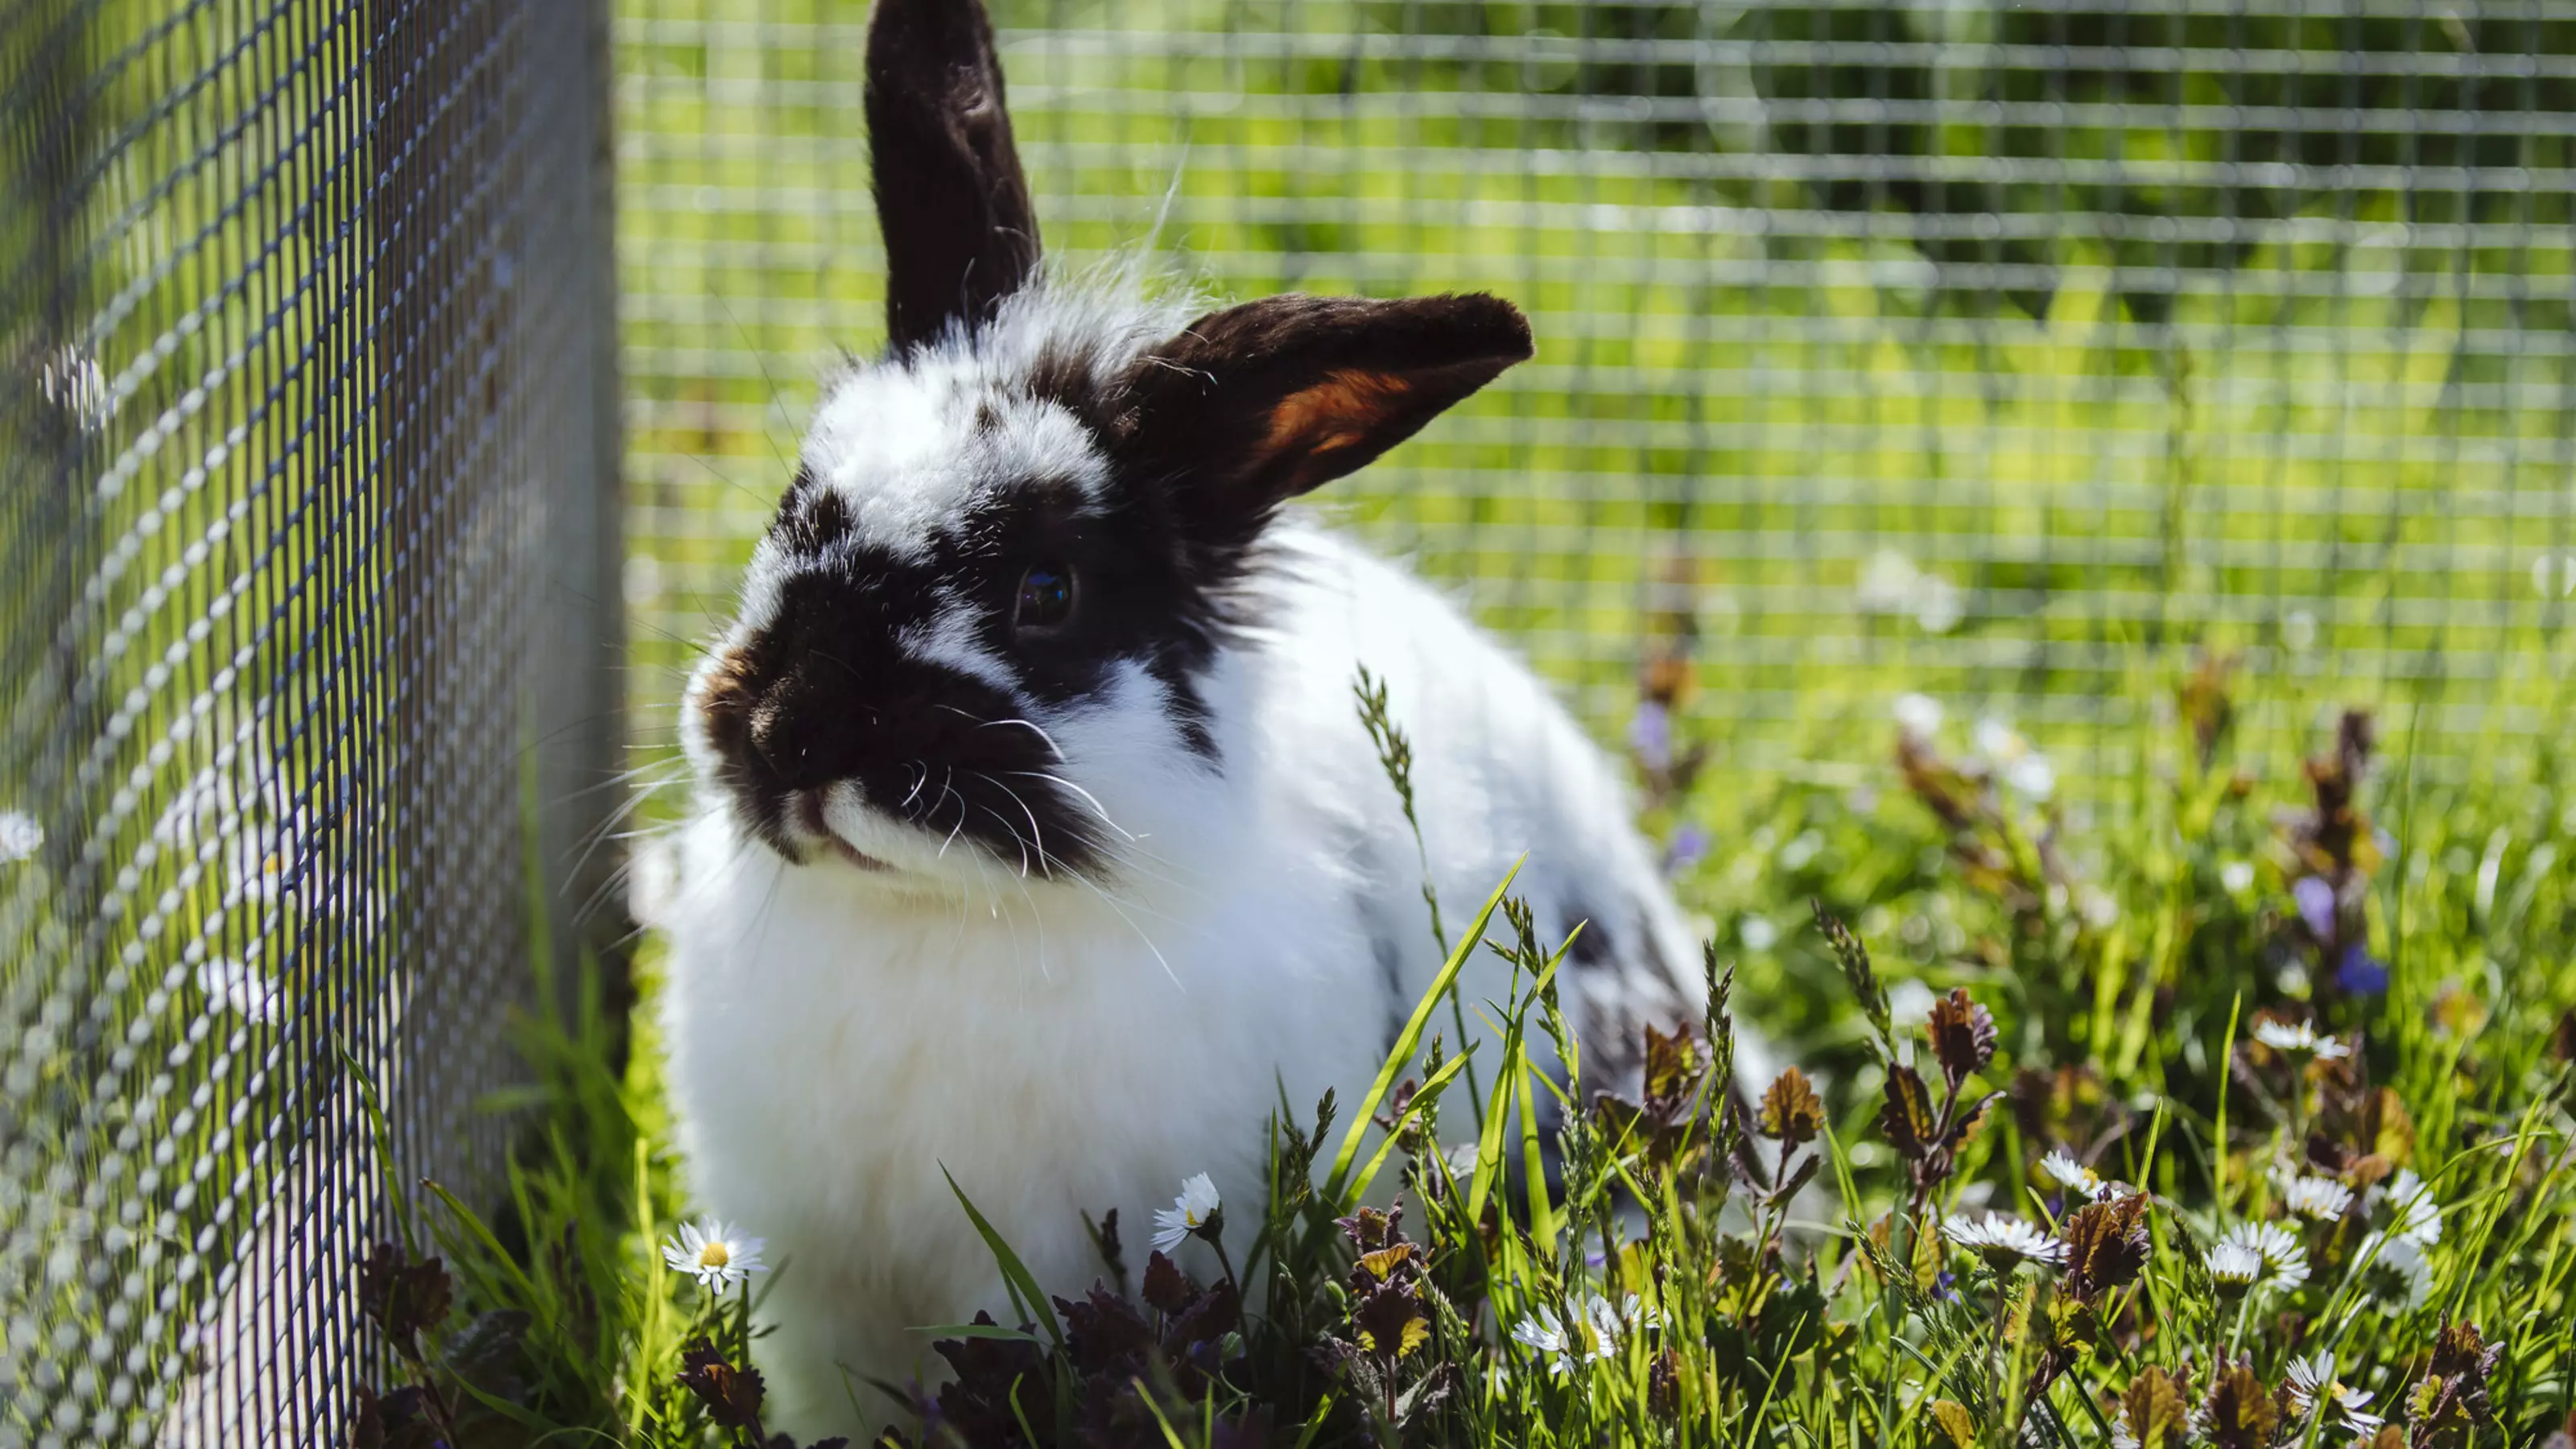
[704,557,1113,878]
[865,0,1039,353]
[1565,905,1617,970]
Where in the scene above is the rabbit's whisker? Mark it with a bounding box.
[1004,770,1135,843]
[979,774,1054,877]
[973,799,1032,879]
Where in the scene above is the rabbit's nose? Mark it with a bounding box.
[747,701,814,784]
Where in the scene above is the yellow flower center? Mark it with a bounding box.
[698,1241,730,1269]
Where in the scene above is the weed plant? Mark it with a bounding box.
[362,663,2576,1447]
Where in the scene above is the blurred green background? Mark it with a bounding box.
[613,0,2576,807]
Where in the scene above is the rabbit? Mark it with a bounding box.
[648,0,1735,1434]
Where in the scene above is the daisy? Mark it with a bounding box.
[1510,1307,1577,1377]
[1893,692,1945,738]
[2286,1352,2384,1433]
[196,957,280,1024]
[1582,1291,1656,1344]
[2040,1150,2117,1203]
[225,826,299,906]
[1442,1141,1482,1182]
[2380,1168,2442,1245]
[1513,1293,1649,1377]
[1151,1172,1223,1252]
[1974,718,2056,799]
[2207,1240,2266,1290]
[0,810,40,864]
[663,1220,766,1290]
[2359,1231,2433,1311]
[2252,1019,2354,1061]
[40,345,111,432]
[2215,1221,2310,1290]
[1942,1212,2067,1267]
[2280,1174,2355,1222]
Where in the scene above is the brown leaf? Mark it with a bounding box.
[2122,1367,2187,1449]
[1141,1250,1197,1318]
[1758,1067,1825,1147]
[1878,1064,1939,1161]
[2062,1194,2153,1302]
[2202,1359,2280,1449]
[2427,1320,2498,1383]
[357,1242,452,1355]
[1647,1347,1683,1420]
[1641,1022,1704,1113]
[1350,1280,1429,1361]
[1930,1397,1978,1449]
[677,1340,765,1430]
[2411,1319,2502,1444]
[1928,988,1999,1088]
[1335,1202,1404,1255]
[1355,1243,1419,1284]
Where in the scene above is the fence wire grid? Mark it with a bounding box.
[2,2,622,1445]
[618,0,2576,804]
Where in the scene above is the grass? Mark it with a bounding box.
[355,657,2576,1447]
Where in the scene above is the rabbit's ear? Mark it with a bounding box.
[1113,293,1530,530]
[865,0,1040,354]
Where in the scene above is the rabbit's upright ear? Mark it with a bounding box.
[865,0,1040,354]
[1113,293,1530,543]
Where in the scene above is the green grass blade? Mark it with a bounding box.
[1325,858,1522,1208]
[943,1165,1065,1349]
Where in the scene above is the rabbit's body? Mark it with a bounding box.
[652,2,1707,1435]
[658,419,1696,1430]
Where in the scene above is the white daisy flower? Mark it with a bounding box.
[2207,1241,2266,1290]
[2040,1150,2117,1203]
[1893,692,1945,738]
[661,1219,765,1290]
[225,826,300,906]
[1441,1141,1481,1182]
[2281,1174,2355,1222]
[40,345,111,432]
[196,956,280,1024]
[1510,1307,1576,1377]
[1942,1212,2067,1267]
[1513,1293,1648,1377]
[2286,1352,2384,1433]
[1150,1172,1223,1253]
[2252,1019,2354,1061]
[2215,1221,2310,1290]
[2359,1231,2434,1311]
[1974,718,2057,799]
[0,810,40,864]
[2380,1168,2442,1245]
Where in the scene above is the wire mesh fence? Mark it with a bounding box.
[1,3,621,1443]
[617,0,2575,806]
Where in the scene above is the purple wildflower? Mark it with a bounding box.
[2293,876,2337,939]
[1662,823,1709,876]
[2336,942,2388,997]
[1629,700,1672,773]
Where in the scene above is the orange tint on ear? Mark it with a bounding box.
[1113,292,1531,543]
[1263,369,1418,492]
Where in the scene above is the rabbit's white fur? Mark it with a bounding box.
[652,283,1705,1438]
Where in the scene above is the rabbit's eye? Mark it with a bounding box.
[1015,564,1075,630]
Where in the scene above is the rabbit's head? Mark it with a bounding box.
[684,0,1530,892]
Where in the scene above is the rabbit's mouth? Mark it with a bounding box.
[793,789,894,873]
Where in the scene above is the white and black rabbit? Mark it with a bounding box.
[649,0,1725,1434]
